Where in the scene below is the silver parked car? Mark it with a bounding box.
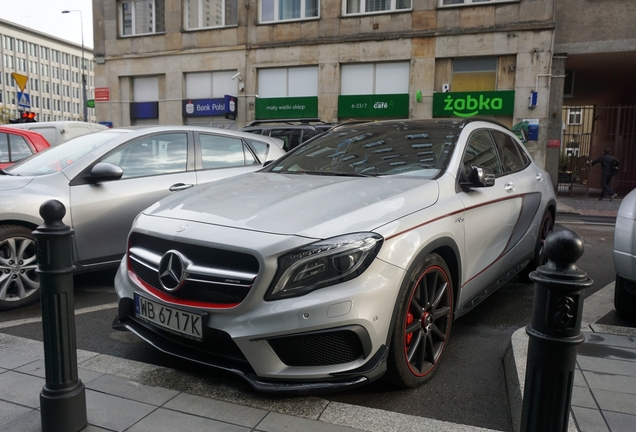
[0,125,285,310]
[113,119,556,392]
[613,188,636,319]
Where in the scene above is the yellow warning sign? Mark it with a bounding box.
[12,73,28,92]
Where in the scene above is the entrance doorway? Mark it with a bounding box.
[560,105,636,197]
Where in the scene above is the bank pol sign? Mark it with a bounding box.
[433,90,515,118]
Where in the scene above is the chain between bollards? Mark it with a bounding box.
[520,229,593,432]
[34,200,87,432]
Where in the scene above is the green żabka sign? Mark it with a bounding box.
[433,90,515,118]
[338,94,409,118]
[255,96,318,119]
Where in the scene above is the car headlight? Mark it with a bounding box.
[266,233,384,300]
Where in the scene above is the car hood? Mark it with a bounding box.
[143,172,439,238]
[0,175,34,191]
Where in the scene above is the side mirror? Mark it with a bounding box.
[460,165,496,190]
[88,162,124,182]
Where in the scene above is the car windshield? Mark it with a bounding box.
[266,122,458,178]
[5,131,127,176]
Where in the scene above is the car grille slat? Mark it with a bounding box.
[129,233,259,306]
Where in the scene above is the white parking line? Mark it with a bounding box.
[0,302,118,329]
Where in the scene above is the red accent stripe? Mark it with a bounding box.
[128,268,241,309]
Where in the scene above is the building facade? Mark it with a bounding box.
[93,0,561,171]
[0,19,96,124]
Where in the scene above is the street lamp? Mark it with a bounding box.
[62,10,87,122]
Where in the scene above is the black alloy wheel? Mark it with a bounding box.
[385,253,453,388]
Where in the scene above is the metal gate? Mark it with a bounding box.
[560,105,636,197]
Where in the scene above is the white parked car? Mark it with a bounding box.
[113,119,556,392]
[0,125,285,310]
[613,188,636,319]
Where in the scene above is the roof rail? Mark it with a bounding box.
[245,118,327,127]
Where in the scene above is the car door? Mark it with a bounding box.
[194,132,264,185]
[457,129,523,311]
[70,132,196,264]
[491,129,548,266]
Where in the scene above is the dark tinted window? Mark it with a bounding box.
[491,130,529,173]
[463,130,502,177]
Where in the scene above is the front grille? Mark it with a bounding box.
[129,232,259,306]
[268,329,364,367]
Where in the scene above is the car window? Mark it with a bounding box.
[243,137,270,162]
[268,124,457,178]
[0,133,9,163]
[270,129,303,151]
[102,133,188,179]
[462,130,503,177]
[199,134,254,169]
[491,130,529,173]
[6,131,127,176]
[8,134,33,162]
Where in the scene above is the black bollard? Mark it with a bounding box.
[520,229,593,432]
[34,200,87,432]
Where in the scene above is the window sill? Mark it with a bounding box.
[438,0,519,9]
[342,9,412,18]
[259,16,320,26]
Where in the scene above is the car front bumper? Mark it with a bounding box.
[113,255,404,393]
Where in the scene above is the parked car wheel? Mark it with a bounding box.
[523,209,554,276]
[385,253,453,388]
[0,225,40,311]
[614,274,636,320]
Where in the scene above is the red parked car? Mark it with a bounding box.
[0,126,51,169]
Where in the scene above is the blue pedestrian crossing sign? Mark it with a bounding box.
[17,92,31,109]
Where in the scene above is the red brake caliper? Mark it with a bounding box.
[406,312,414,345]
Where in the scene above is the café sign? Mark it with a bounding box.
[338,94,409,118]
[433,90,515,118]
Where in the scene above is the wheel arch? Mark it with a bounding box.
[0,220,40,233]
[384,236,461,347]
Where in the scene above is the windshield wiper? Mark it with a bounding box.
[282,170,376,177]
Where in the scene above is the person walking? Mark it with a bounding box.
[589,148,620,200]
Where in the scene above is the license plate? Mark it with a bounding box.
[135,293,204,341]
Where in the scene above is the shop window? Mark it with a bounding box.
[344,0,411,15]
[260,0,319,23]
[567,108,582,125]
[258,67,318,98]
[120,0,165,36]
[186,0,237,29]
[439,0,517,6]
[341,62,409,95]
[452,57,497,92]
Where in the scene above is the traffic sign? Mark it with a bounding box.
[86,99,95,108]
[17,92,31,109]
[12,73,28,92]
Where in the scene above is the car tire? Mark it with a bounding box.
[523,209,554,276]
[385,253,453,388]
[0,225,40,311]
[614,275,636,320]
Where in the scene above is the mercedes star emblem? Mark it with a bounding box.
[158,250,188,292]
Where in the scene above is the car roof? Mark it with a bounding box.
[0,125,51,143]
[109,125,283,142]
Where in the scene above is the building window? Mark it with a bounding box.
[344,0,411,15]
[121,0,165,36]
[260,0,319,23]
[567,108,582,125]
[258,66,318,98]
[341,62,409,95]
[439,0,516,6]
[451,57,497,92]
[186,0,238,29]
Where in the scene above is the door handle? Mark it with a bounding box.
[169,183,194,192]
[504,182,515,192]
